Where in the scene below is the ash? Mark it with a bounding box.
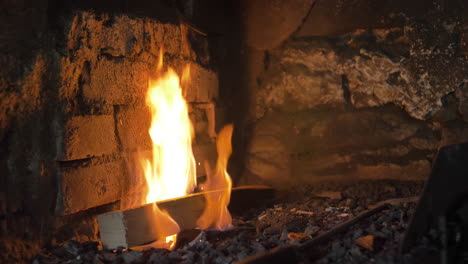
[33,180,441,264]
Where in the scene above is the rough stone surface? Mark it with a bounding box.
[258,43,344,115]
[247,12,467,186]
[56,159,125,215]
[245,107,434,185]
[353,160,431,181]
[257,25,467,120]
[441,125,468,146]
[116,106,152,151]
[59,12,214,106]
[184,62,219,103]
[296,0,434,36]
[83,58,152,105]
[59,115,118,160]
[193,142,217,177]
[242,0,315,50]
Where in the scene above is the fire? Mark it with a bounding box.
[141,49,196,249]
[138,48,234,250]
[197,124,234,230]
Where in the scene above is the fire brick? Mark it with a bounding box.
[184,62,219,103]
[192,142,217,177]
[116,106,152,151]
[83,59,151,105]
[55,160,125,215]
[58,115,118,161]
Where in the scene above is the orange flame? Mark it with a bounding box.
[141,49,196,249]
[197,124,234,230]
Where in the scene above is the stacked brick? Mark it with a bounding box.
[54,12,219,215]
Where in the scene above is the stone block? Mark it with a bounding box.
[116,106,152,151]
[83,58,151,105]
[192,142,217,177]
[297,0,433,37]
[243,0,315,50]
[244,107,435,186]
[55,159,125,215]
[58,115,118,161]
[354,160,431,181]
[441,126,468,146]
[184,63,218,103]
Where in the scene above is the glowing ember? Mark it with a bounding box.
[141,49,196,249]
[197,124,234,230]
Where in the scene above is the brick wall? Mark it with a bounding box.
[51,12,221,215]
[0,13,222,247]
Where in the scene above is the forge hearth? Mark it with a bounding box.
[1,0,468,263]
[32,180,426,264]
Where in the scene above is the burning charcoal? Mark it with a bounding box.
[356,235,386,252]
[356,235,375,251]
[287,232,310,241]
[121,250,144,264]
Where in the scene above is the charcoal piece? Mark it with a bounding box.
[148,253,170,264]
[262,227,280,236]
[121,250,144,264]
[54,240,82,259]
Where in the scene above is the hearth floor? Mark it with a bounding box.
[33,180,438,264]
